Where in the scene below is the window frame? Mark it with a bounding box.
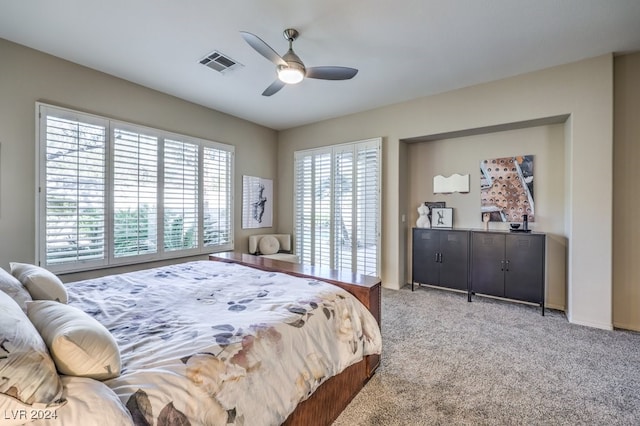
[36,103,234,274]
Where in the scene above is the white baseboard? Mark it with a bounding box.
[568,315,613,331]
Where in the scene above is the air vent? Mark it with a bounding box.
[199,50,243,74]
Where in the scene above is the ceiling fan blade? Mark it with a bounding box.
[262,79,286,96]
[306,66,358,80]
[240,31,287,67]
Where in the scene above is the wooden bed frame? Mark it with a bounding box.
[209,252,381,425]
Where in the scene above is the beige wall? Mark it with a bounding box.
[406,124,567,310]
[278,54,614,330]
[613,52,640,331]
[0,38,278,280]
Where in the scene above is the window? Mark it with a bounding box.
[37,104,234,273]
[294,138,381,277]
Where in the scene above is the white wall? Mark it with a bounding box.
[278,55,614,330]
[0,38,278,281]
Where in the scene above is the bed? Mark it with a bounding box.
[0,256,381,426]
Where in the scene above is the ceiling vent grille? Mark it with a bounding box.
[199,51,243,74]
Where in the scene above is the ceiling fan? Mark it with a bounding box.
[240,28,358,96]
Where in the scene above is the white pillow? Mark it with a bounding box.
[0,266,32,312]
[10,262,68,304]
[37,376,133,426]
[258,235,280,255]
[0,291,64,422]
[27,301,121,380]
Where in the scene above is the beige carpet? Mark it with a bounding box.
[334,286,640,425]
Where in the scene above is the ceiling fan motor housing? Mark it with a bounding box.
[281,49,306,74]
[279,33,306,83]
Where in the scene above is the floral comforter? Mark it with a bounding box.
[66,260,382,425]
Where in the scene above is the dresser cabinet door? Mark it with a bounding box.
[471,233,506,296]
[504,234,545,303]
[413,228,440,285]
[439,230,469,291]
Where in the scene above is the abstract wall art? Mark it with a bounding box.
[242,175,273,228]
[480,155,534,222]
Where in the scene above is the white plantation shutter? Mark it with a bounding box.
[356,141,380,276]
[334,147,354,272]
[163,139,199,251]
[113,127,158,258]
[294,138,381,277]
[40,109,107,268]
[37,104,234,273]
[294,154,314,265]
[203,146,233,248]
[314,153,332,269]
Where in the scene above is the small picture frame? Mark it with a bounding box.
[425,201,445,209]
[425,201,445,224]
[431,207,453,228]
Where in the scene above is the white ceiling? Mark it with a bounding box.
[1,0,639,130]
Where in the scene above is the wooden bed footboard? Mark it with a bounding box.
[282,357,369,425]
[209,252,381,425]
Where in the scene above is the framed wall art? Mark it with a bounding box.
[431,207,453,228]
[424,201,445,224]
[480,155,534,222]
[242,175,273,229]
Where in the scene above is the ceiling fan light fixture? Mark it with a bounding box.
[277,65,304,84]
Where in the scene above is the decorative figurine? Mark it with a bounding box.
[416,203,430,228]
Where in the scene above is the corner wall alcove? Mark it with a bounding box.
[402,115,569,311]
